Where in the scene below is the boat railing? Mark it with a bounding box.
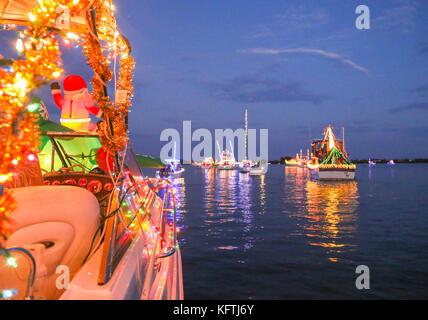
[157,183,178,259]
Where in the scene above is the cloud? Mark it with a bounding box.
[374,1,418,32]
[192,73,328,105]
[248,5,329,39]
[248,26,275,39]
[389,101,428,113]
[239,47,370,75]
[274,5,329,30]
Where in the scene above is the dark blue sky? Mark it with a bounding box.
[3,0,428,159]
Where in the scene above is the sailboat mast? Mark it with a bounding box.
[245,108,248,160]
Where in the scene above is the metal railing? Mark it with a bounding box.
[157,183,178,259]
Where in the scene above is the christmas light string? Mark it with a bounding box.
[0,0,135,244]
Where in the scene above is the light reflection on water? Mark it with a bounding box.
[176,164,428,299]
[176,166,360,259]
[283,166,359,262]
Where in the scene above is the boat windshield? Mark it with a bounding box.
[39,132,102,173]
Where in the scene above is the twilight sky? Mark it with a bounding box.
[3,0,428,160]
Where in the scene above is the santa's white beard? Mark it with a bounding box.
[64,90,93,104]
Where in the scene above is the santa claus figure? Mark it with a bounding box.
[50,75,102,132]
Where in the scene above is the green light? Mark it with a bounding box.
[27,103,39,113]
[6,256,18,269]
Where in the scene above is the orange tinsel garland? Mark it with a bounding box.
[0,0,88,242]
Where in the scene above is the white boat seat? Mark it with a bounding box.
[5,185,100,299]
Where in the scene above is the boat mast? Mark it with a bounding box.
[244,108,248,161]
[342,127,346,154]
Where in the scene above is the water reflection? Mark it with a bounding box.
[199,168,258,253]
[171,176,186,244]
[304,180,359,262]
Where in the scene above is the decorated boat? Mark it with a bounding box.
[201,157,214,168]
[387,160,395,166]
[239,159,252,173]
[156,158,185,179]
[285,153,301,166]
[238,109,252,173]
[249,161,268,176]
[309,126,356,181]
[0,0,183,300]
[217,150,237,170]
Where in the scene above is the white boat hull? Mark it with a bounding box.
[311,169,355,180]
[249,170,266,175]
[218,165,236,170]
[60,231,184,300]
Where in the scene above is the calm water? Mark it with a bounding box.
[166,164,428,299]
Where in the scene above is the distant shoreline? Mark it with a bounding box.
[269,158,428,164]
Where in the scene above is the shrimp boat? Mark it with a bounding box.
[216,140,237,170]
[309,126,356,180]
[217,151,237,170]
[249,161,268,176]
[0,1,183,300]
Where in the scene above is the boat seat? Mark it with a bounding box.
[5,185,100,299]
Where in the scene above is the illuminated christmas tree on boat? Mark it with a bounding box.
[308,126,356,180]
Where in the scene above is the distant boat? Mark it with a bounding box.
[249,161,268,176]
[387,160,395,166]
[217,150,237,170]
[157,142,184,178]
[308,126,356,180]
[285,154,301,166]
[238,159,252,173]
[157,158,184,179]
[369,159,376,167]
[201,157,214,167]
[239,108,251,173]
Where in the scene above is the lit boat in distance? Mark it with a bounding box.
[285,154,301,166]
[217,150,237,170]
[157,158,185,179]
[249,161,268,175]
[239,159,252,173]
[201,157,215,168]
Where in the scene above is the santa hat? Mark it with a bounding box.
[63,75,87,95]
